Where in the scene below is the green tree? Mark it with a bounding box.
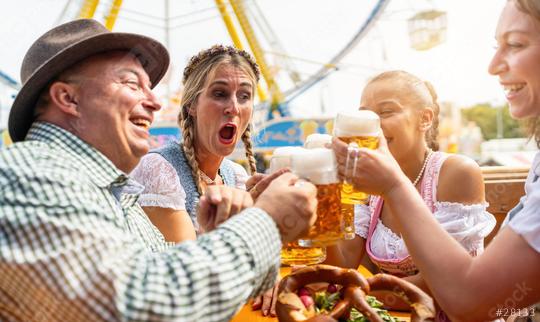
[461,103,525,140]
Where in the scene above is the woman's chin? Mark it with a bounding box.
[509,104,534,119]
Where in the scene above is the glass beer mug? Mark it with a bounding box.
[269,147,327,266]
[291,148,344,247]
[304,133,354,240]
[333,110,380,205]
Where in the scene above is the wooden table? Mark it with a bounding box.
[231,266,411,322]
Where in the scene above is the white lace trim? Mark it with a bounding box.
[228,161,249,189]
[354,204,370,238]
[131,153,187,211]
[369,202,495,260]
[137,193,185,210]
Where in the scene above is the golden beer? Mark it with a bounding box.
[270,147,326,264]
[341,203,355,240]
[339,135,379,204]
[334,110,380,205]
[291,149,344,246]
[299,182,343,246]
[280,241,327,266]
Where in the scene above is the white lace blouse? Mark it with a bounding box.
[130,153,249,211]
[355,201,496,260]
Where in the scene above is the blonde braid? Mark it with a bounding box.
[424,81,440,151]
[180,109,204,195]
[242,125,257,174]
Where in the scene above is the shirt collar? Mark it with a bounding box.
[26,122,128,188]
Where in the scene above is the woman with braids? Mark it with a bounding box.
[132,45,268,242]
[327,71,495,316]
[330,1,540,319]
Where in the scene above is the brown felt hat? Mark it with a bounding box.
[9,19,170,142]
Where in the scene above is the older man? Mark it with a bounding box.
[0,19,317,321]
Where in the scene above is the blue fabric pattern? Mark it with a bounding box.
[150,141,238,226]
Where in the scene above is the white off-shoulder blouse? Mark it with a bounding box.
[355,151,496,260]
[355,201,496,259]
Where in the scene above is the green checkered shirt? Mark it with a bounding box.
[0,122,281,322]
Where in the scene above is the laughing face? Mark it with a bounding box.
[191,64,254,159]
[489,0,540,119]
[68,51,161,172]
[360,77,430,163]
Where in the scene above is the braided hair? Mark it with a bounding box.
[179,45,260,194]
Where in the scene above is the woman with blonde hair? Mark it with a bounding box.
[132,45,261,241]
[327,71,495,318]
[331,1,540,320]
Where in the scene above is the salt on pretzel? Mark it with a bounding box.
[276,265,436,322]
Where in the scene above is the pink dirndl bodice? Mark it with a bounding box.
[365,151,449,277]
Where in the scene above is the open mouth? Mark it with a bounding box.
[131,118,151,131]
[503,83,525,97]
[218,123,237,144]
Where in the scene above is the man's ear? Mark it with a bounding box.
[48,81,80,117]
[419,107,434,132]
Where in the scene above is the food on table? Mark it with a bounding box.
[276,265,435,322]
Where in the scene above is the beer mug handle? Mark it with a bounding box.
[344,142,359,184]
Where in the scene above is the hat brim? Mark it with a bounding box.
[9,32,170,142]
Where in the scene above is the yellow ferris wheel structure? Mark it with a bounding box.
[74,0,289,116]
[56,0,391,122]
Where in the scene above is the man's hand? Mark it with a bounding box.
[254,172,317,243]
[246,168,289,200]
[197,186,253,232]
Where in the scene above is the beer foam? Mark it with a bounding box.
[304,133,332,149]
[333,110,380,137]
[269,146,306,173]
[291,148,338,184]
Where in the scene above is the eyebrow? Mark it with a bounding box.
[374,99,402,108]
[209,80,253,88]
[499,29,533,39]
[118,68,152,87]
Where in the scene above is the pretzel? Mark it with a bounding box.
[367,274,435,322]
[276,265,436,322]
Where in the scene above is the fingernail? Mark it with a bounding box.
[263,310,268,316]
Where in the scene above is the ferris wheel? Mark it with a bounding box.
[55,0,391,123]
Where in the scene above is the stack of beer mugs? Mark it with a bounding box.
[269,147,327,266]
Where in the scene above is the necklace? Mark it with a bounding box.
[199,171,221,185]
[412,149,433,186]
